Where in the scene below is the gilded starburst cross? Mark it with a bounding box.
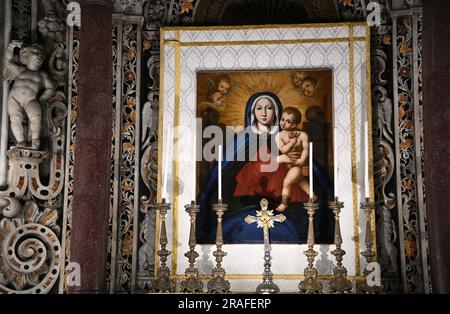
[245,198,286,293]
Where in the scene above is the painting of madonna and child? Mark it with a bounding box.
[195,69,335,245]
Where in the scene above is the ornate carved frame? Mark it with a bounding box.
[157,22,374,292]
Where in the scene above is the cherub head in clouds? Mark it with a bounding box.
[200,75,237,114]
[292,71,320,98]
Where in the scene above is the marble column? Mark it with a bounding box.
[0,0,12,188]
[423,0,450,294]
[69,0,113,294]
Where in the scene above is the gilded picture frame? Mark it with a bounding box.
[157,22,374,292]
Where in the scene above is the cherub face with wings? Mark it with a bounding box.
[217,79,231,95]
[300,78,317,97]
[292,72,319,98]
[293,71,306,88]
[204,75,236,96]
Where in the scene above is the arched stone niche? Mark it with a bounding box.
[193,0,340,25]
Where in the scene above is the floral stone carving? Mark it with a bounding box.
[0,200,61,293]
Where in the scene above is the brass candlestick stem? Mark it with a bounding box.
[180,201,203,293]
[360,198,382,294]
[328,197,352,293]
[299,198,323,294]
[207,199,231,293]
[153,198,174,292]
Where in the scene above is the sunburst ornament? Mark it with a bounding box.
[255,209,275,229]
[255,199,278,229]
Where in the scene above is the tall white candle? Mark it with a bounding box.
[364,121,370,199]
[162,128,172,201]
[334,135,338,197]
[309,142,313,199]
[192,128,197,201]
[218,144,223,200]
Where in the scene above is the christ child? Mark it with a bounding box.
[275,107,316,211]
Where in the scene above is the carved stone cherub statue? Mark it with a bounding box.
[4,40,56,149]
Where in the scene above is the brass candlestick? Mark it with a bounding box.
[207,199,231,293]
[328,197,352,293]
[299,198,323,294]
[153,198,174,292]
[360,198,382,294]
[180,201,203,293]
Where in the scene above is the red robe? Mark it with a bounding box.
[233,144,309,202]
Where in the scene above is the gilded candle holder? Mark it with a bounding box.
[207,199,231,293]
[153,198,174,293]
[298,198,323,294]
[359,197,382,294]
[328,196,353,293]
[180,201,203,293]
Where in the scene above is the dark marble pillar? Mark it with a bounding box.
[423,0,450,294]
[69,0,113,294]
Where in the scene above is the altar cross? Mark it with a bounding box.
[245,198,286,293]
[245,199,286,250]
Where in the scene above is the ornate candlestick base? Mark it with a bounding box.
[359,269,382,294]
[153,198,174,293]
[328,197,352,294]
[359,198,382,294]
[153,267,173,293]
[299,198,323,294]
[180,201,203,293]
[208,266,230,294]
[180,267,203,293]
[256,250,280,294]
[207,200,231,293]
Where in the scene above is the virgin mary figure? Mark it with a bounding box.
[196,92,333,244]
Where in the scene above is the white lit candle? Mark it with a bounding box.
[162,128,172,201]
[218,144,223,200]
[334,135,338,198]
[309,142,313,199]
[192,128,197,201]
[364,121,370,199]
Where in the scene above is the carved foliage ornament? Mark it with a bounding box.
[0,200,61,293]
[1,1,68,294]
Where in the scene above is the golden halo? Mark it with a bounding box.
[197,70,331,129]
